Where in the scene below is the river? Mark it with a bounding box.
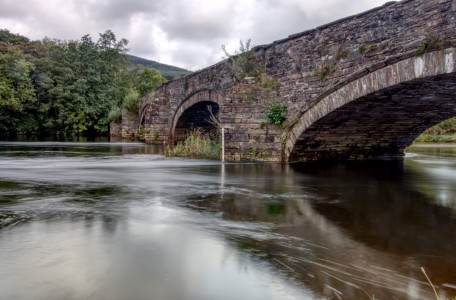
[0,142,455,300]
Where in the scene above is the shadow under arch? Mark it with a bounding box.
[170,90,223,141]
[286,48,456,161]
[138,104,149,128]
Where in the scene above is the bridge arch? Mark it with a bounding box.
[286,48,456,161]
[170,90,223,141]
[139,104,149,127]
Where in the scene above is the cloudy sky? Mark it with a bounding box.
[0,0,392,70]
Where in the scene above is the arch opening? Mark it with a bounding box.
[139,104,149,128]
[286,48,456,162]
[174,101,220,142]
[289,73,456,161]
[414,117,456,143]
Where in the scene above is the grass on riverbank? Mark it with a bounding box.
[414,134,456,143]
[166,130,221,160]
[414,118,456,143]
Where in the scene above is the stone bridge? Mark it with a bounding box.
[118,0,456,162]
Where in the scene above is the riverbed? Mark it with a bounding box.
[0,142,455,299]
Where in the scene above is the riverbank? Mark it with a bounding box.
[414,117,456,143]
[414,134,456,143]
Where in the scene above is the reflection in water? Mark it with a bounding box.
[0,142,455,299]
[184,162,456,299]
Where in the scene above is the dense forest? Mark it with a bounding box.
[0,29,166,137]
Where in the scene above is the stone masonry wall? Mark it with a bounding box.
[109,122,122,138]
[143,0,456,161]
[121,110,140,141]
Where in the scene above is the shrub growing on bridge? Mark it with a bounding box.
[265,101,287,126]
[222,39,262,82]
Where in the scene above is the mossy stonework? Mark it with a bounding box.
[121,110,139,140]
[118,0,456,162]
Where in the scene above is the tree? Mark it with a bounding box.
[131,66,165,96]
[117,65,164,114]
[222,39,261,82]
[32,30,131,135]
[0,29,166,136]
[0,34,35,111]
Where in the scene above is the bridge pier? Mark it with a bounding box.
[220,98,284,161]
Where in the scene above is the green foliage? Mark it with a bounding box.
[184,77,189,90]
[414,133,456,143]
[318,45,330,58]
[318,61,335,81]
[266,203,285,215]
[415,35,443,56]
[118,66,164,114]
[108,106,122,122]
[122,89,140,113]
[416,43,427,56]
[335,45,349,60]
[424,117,456,135]
[0,29,30,46]
[415,117,456,143]
[222,39,262,82]
[130,66,164,96]
[16,114,39,134]
[0,28,165,136]
[261,75,280,92]
[152,131,159,140]
[250,147,265,159]
[265,101,287,126]
[368,44,378,52]
[250,147,258,157]
[357,43,377,56]
[136,125,145,142]
[0,49,35,111]
[166,130,220,160]
[0,29,131,135]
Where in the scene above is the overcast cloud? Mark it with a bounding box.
[0,0,391,70]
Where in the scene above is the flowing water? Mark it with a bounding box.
[0,142,455,300]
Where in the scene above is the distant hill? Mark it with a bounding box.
[127,54,191,80]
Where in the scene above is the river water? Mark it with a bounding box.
[0,142,455,300]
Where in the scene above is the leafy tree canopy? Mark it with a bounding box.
[0,29,164,137]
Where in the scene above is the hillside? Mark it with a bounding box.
[127,54,191,80]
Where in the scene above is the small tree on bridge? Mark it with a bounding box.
[222,39,262,82]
